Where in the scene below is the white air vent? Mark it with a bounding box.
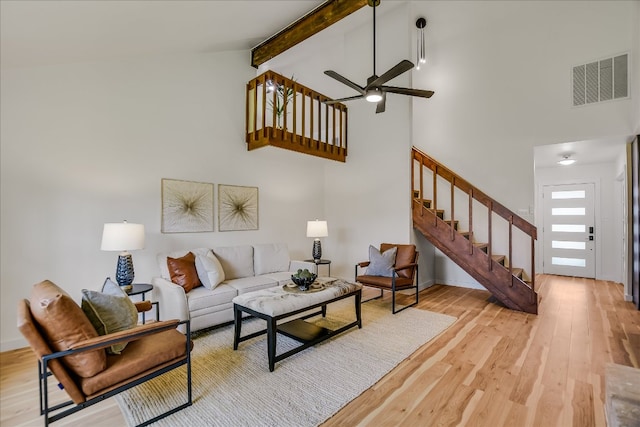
[572,53,628,106]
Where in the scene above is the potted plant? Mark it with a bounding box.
[268,76,295,129]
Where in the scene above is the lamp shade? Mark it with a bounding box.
[101,221,145,252]
[306,220,328,238]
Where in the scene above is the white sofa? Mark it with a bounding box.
[152,243,314,332]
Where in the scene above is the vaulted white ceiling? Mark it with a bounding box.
[0,0,324,69]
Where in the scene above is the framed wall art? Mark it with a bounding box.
[161,179,214,233]
[218,184,258,231]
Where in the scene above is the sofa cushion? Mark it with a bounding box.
[213,245,254,280]
[262,271,297,285]
[157,248,210,280]
[30,280,107,378]
[195,250,225,290]
[225,275,279,295]
[254,243,290,275]
[81,278,139,355]
[186,284,238,312]
[366,245,397,277]
[167,252,201,292]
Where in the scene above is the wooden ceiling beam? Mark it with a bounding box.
[251,0,368,68]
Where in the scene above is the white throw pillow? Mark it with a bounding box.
[366,245,397,277]
[254,243,290,275]
[195,250,226,289]
[212,245,254,280]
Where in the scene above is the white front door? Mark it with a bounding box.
[542,183,596,278]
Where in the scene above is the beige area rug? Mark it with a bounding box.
[116,300,456,427]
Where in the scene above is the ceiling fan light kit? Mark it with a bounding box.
[323,0,434,113]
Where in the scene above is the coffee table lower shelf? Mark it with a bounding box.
[233,285,362,372]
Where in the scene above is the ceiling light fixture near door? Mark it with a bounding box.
[558,155,576,166]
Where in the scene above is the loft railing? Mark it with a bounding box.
[246,70,348,162]
[411,146,537,297]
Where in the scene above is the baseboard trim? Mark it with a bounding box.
[1,337,28,353]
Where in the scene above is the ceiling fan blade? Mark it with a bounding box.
[324,94,365,104]
[375,93,386,114]
[382,85,434,98]
[324,70,365,95]
[366,60,414,89]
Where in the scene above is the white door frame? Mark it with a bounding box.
[535,177,602,279]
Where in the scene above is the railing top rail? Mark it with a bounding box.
[248,70,345,107]
[412,146,537,239]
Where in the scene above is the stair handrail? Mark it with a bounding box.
[412,146,536,239]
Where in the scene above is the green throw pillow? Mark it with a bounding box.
[81,278,138,354]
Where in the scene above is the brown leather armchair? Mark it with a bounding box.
[355,243,419,314]
[17,280,192,426]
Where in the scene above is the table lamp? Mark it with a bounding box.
[101,221,145,291]
[306,220,328,262]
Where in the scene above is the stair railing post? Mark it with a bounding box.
[508,215,513,286]
[420,154,425,216]
[468,188,474,254]
[488,201,493,271]
[530,237,536,301]
[432,165,438,226]
[450,177,455,240]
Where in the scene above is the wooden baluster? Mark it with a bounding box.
[488,201,493,270]
[469,188,474,254]
[301,88,306,147]
[331,104,336,154]
[433,165,438,226]
[309,93,314,150]
[262,75,268,139]
[508,215,513,284]
[530,236,536,300]
[450,177,455,240]
[420,155,424,217]
[292,83,297,143]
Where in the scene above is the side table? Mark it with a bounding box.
[304,259,331,277]
[126,283,158,324]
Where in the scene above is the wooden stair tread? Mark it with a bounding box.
[473,242,488,253]
[511,268,524,279]
[492,255,506,265]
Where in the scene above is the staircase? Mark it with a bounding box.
[412,147,538,314]
[246,70,348,162]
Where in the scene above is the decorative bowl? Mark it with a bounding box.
[291,273,317,291]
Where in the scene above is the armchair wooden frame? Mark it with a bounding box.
[18,299,192,427]
[355,244,419,314]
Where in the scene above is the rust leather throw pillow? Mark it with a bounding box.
[167,252,201,292]
[29,280,107,378]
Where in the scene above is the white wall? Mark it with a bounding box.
[410,0,637,287]
[0,51,327,350]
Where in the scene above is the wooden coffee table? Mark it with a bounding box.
[232,279,362,371]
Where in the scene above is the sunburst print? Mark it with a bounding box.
[162,179,214,233]
[218,185,258,231]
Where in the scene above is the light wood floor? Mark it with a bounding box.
[1,275,638,426]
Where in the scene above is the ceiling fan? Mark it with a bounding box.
[324,0,434,114]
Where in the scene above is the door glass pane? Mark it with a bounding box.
[552,207,586,216]
[551,190,586,199]
[552,224,586,232]
[552,241,586,249]
[552,257,586,267]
